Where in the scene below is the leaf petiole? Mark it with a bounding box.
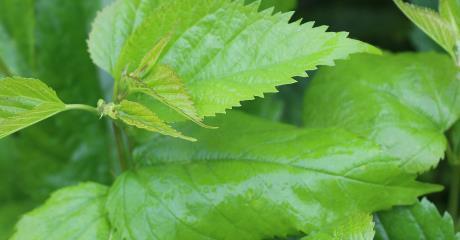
[65,104,99,114]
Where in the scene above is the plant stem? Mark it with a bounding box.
[65,104,99,114]
[447,141,460,226]
[112,122,128,171]
[450,164,460,222]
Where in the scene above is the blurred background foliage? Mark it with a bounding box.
[0,0,448,239]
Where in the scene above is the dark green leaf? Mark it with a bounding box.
[0,1,113,236]
[0,0,34,76]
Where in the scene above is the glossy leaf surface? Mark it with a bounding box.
[107,112,438,240]
[303,53,460,173]
[374,198,460,240]
[88,0,378,118]
[11,183,110,240]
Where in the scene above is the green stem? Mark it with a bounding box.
[447,142,460,226]
[450,164,460,224]
[112,123,128,171]
[65,104,99,114]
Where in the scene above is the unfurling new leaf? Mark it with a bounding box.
[0,77,66,139]
[394,0,460,60]
[129,63,211,128]
[98,99,196,141]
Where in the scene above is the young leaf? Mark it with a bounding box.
[0,77,66,139]
[107,111,439,240]
[394,0,457,58]
[11,183,111,240]
[303,53,460,173]
[88,0,379,118]
[108,100,196,141]
[130,64,209,128]
[374,198,460,240]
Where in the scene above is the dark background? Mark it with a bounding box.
[294,0,442,52]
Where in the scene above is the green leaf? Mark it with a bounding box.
[11,183,111,240]
[0,201,34,239]
[394,0,458,58]
[246,0,298,12]
[111,100,196,141]
[303,53,460,173]
[130,63,209,128]
[0,77,66,139]
[374,198,460,240]
[303,214,375,240]
[107,111,438,240]
[0,1,113,236]
[89,0,379,118]
[0,0,34,76]
[440,0,460,32]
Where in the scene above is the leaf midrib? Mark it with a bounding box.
[141,158,421,190]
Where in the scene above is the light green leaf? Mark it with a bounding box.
[303,214,374,240]
[0,201,34,239]
[0,1,113,236]
[11,183,111,240]
[107,111,438,240]
[113,100,196,141]
[394,0,458,58]
[303,53,460,173]
[440,0,460,32]
[0,77,66,139]
[374,198,460,240]
[246,0,298,12]
[89,0,379,118]
[130,64,209,128]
